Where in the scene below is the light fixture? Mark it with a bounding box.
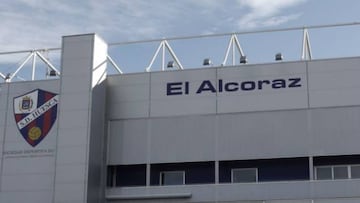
[240,55,248,64]
[203,58,212,66]
[49,70,57,76]
[167,61,175,68]
[275,53,283,61]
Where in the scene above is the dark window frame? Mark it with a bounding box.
[159,170,186,186]
[231,168,258,183]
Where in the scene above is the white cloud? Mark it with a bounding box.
[237,0,306,29]
[0,1,189,51]
[261,14,302,27]
[0,0,306,55]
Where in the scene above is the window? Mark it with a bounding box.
[351,165,360,179]
[315,165,360,180]
[107,166,116,187]
[231,168,258,183]
[160,171,185,186]
[333,166,348,179]
[106,165,147,187]
[316,166,332,180]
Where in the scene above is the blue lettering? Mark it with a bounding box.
[241,81,256,91]
[184,82,190,94]
[258,80,270,90]
[196,80,216,94]
[288,78,301,88]
[225,82,239,91]
[218,79,223,92]
[166,77,302,96]
[167,82,183,95]
[272,79,286,89]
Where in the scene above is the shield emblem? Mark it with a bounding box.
[13,89,59,147]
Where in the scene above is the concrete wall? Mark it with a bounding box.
[0,34,108,203]
[308,57,360,107]
[107,57,360,119]
[87,81,107,203]
[108,57,360,164]
[108,106,360,165]
[0,80,60,203]
[0,83,8,192]
[107,60,313,119]
[107,57,360,203]
[107,179,360,203]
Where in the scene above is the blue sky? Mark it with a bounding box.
[1,0,360,75]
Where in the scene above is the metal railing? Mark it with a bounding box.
[1,22,360,83]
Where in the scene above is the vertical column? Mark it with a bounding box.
[214,115,219,203]
[0,83,9,187]
[53,34,108,203]
[146,119,152,187]
[0,84,8,132]
[309,156,314,180]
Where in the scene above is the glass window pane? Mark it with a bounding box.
[232,168,257,183]
[333,166,348,179]
[161,171,184,185]
[316,167,332,180]
[351,165,360,179]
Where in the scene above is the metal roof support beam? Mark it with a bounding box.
[5,51,60,82]
[36,51,61,75]
[146,41,163,72]
[163,40,184,70]
[145,40,184,72]
[107,55,123,74]
[0,72,5,80]
[222,34,245,66]
[301,28,312,60]
[31,51,36,80]
[8,52,34,82]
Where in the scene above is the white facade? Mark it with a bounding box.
[0,34,360,203]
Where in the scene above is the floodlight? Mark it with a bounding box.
[240,55,248,64]
[203,58,212,66]
[49,70,57,76]
[4,73,11,82]
[275,53,283,61]
[167,61,175,68]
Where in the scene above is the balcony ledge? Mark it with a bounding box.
[106,192,192,200]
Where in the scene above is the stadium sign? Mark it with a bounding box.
[167,77,302,96]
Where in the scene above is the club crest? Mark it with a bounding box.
[13,89,59,147]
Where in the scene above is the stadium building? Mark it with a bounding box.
[0,26,360,203]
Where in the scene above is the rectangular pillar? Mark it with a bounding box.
[54,34,108,203]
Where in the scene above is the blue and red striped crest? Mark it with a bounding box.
[13,89,59,147]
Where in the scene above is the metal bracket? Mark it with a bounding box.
[222,34,245,66]
[145,40,184,72]
[107,55,123,74]
[301,28,312,60]
[2,50,60,82]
